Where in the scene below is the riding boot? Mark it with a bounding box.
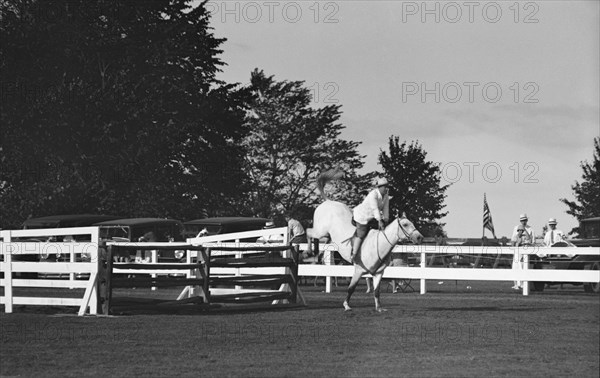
[350,238,363,262]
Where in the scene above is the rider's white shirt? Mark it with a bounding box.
[353,188,389,225]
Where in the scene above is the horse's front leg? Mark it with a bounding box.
[343,266,364,311]
[372,271,387,312]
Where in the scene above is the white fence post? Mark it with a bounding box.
[235,238,242,291]
[522,252,530,296]
[420,250,427,294]
[89,229,99,315]
[1,230,14,313]
[151,249,157,291]
[325,245,334,294]
[69,240,75,283]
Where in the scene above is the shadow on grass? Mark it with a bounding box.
[107,296,312,316]
[425,306,561,312]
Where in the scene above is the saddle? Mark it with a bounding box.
[351,218,380,232]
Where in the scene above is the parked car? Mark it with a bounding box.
[531,217,600,293]
[569,217,600,248]
[22,214,122,231]
[15,214,122,278]
[19,214,122,261]
[183,217,271,240]
[94,218,186,262]
[421,238,505,268]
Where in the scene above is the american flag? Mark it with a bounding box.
[483,193,497,238]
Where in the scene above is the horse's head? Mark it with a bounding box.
[397,212,423,245]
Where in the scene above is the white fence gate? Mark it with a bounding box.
[1,227,100,315]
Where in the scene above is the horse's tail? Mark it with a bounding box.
[317,168,345,200]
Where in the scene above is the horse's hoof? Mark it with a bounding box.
[376,308,388,313]
[343,301,352,311]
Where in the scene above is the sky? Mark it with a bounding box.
[198,0,599,238]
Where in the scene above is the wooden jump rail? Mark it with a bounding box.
[102,244,210,315]
[206,244,301,305]
[101,243,303,313]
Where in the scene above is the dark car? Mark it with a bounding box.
[569,217,600,248]
[183,217,271,239]
[423,238,505,268]
[15,214,122,278]
[19,214,122,261]
[22,214,122,231]
[531,217,600,293]
[95,218,186,262]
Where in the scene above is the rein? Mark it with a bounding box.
[370,218,416,275]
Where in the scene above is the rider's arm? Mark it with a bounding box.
[367,191,382,221]
[382,194,390,223]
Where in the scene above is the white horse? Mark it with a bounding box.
[307,171,423,312]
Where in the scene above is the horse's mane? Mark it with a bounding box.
[316,168,345,200]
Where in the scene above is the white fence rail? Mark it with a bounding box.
[0,227,100,315]
[297,244,600,295]
[2,225,598,316]
[191,233,598,296]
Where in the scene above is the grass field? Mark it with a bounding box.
[1,280,599,377]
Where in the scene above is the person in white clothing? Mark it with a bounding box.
[511,214,536,246]
[350,177,390,262]
[544,218,564,246]
[510,213,536,290]
[285,214,306,244]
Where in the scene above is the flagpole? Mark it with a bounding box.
[482,193,485,244]
[483,193,497,241]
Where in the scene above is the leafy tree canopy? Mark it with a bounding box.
[561,137,600,222]
[378,137,450,235]
[241,69,369,220]
[0,0,248,227]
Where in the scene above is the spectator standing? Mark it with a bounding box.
[510,213,536,290]
[544,218,565,246]
[285,214,306,244]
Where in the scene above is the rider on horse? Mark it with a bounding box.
[311,170,422,311]
[350,177,390,262]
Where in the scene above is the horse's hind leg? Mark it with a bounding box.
[343,266,364,311]
[372,272,387,312]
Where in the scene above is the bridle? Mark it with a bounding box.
[379,217,418,247]
[397,217,418,242]
[369,217,418,275]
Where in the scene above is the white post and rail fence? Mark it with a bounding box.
[1,227,101,316]
[298,244,600,295]
[1,227,599,316]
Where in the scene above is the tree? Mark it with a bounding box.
[241,69,368,219]
[561,137,600,221]
[378,137,450,235]
[0,0,249,227]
